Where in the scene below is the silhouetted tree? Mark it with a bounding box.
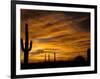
[21,23,32,65]
[74,56,86,66]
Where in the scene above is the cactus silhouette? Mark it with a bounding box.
[45,53,46,62]
[21,23,32,65]
[54,52,56,62]
[87,48,90,65]
[48,54,50,62]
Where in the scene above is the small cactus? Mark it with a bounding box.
[87,48,90,65]
[54,52,56,62]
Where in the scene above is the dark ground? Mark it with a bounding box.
[21,56,90,69]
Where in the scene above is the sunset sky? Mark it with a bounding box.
[20,9,90,63]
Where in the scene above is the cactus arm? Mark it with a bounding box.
[21,38,25,51]
[28,41,32,51]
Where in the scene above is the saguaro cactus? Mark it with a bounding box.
[48,54,50,62]
[45,53,46,62]
[54,52,56,62]
[21,23,32,65]
[87,48,90,65]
